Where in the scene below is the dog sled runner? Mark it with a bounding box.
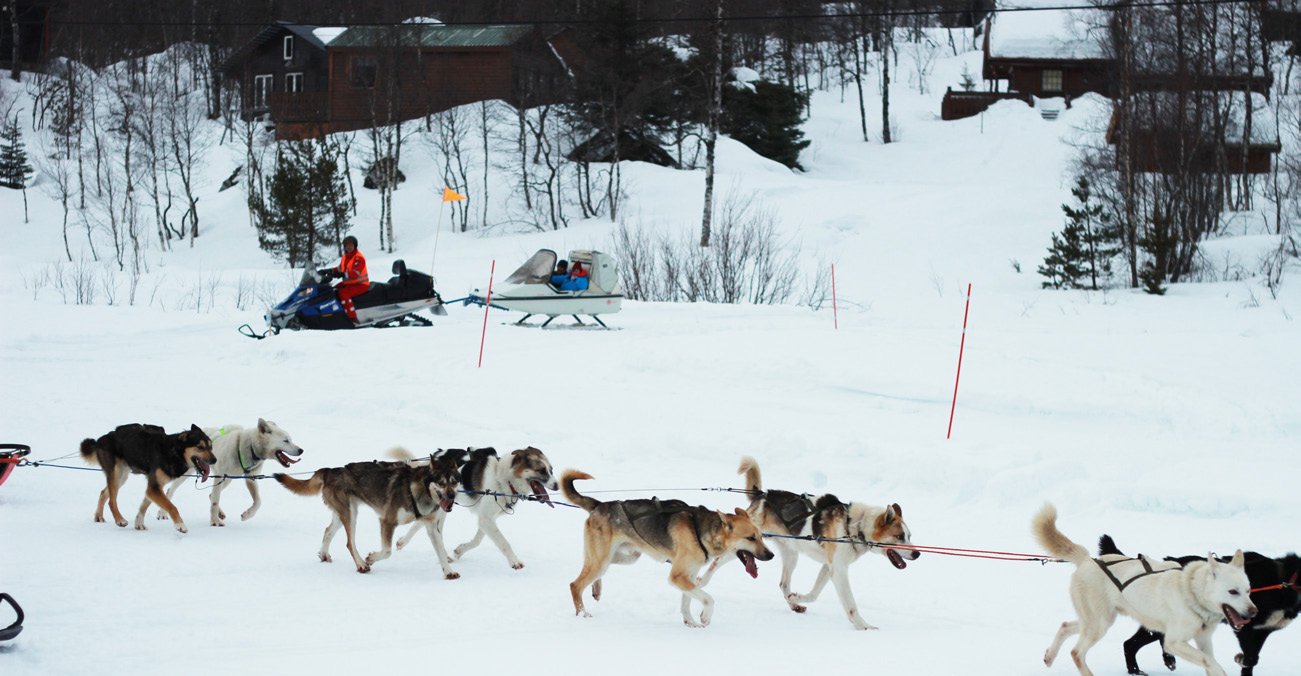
[465,249,623,328]
[0,444,30,489]
[0,594,23,641]
[244,260,447,338]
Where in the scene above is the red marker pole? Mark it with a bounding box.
[478,260,496,368]
[831,264,839,330]
[947,283,971,439]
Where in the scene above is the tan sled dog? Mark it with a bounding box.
[562,470,774,628]
[1033,503,1256,676]
[275,453,461,576]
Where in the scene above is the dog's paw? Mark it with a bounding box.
[211,518,225,527]
[1044,652,1055,667]
[1165,652,1178,670]
[444,571,460,580]
[1234,653,1245,666]
[94,514,105,523]
[319,552,332,563]
[175,523,188,534]
[115,518,129,527]
[511,562,525,570]
[356,563,371,573]
[157,511,170,520]
[790,604,807,613]
[451,547,465,561]
[684,619,705,628]
[592,580,602,601]
[576,608,592,618]
[396,538,409,550]
[851,621,878,631]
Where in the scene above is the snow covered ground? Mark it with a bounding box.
[2,38,1299,676]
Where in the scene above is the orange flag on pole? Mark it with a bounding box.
[442,187,466,202]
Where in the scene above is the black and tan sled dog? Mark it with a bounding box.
[79,423,215,533]
[699,456,920,630]
[275,453,461,575]
[562,469,774,628]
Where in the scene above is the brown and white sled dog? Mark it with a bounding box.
[395,446,558,570]
[79,423,216,533]
[1032,503,1257,676]
[274,452,461,576]
[699,456,920,630]
[157,419,304,526]
[562,469,774,628]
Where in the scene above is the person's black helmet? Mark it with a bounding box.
[343,235,358,248]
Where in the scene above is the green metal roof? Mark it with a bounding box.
[329,24,533,49]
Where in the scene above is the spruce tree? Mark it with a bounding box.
[1138,206,1176,295]
[1039,176,1120,289]
[0,113,33,190]
[250,134,354,268]
[721,80,811,170]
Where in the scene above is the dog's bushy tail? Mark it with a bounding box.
[562,470,599,512]
[387,446,416,462]
[79,438,99,465]
[737,456,762,495]
[1032,503,1089,565]
[275,470,325,496]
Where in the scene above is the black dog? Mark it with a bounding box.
[1099,535,1301,676]
[80,423,215,533]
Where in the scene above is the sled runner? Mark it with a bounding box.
[0,594,22,641]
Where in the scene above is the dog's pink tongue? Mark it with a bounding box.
[194,458,211,482]
[738,551,758,578]
[530,480,553,508]
[440,497,454,512]
[276,450,300,467]
[888,549,907,570]
[1223,605,1249,629]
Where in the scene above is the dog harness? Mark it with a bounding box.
[619,498,711,557]
[764,491,816,535]
[1095,556,1181,591]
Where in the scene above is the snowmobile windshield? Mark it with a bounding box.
[504,249,558,285]
[299,268,323,287]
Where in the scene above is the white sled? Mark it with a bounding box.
[467,249,623,328]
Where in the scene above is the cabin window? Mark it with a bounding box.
[286,72,303,93]
[253,74,273,108]
[350,57,377,89]
[283,35,295,61]
[1042,69,1064,93]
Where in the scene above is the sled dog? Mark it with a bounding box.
[1098,535,1300,676]
[562,469,774,628]
[156,419,304,526]
[79,423,215,533]
[395,446,558,570]
[1033,503,1257,676]
[699,456,920,630]
[274,452,460,575]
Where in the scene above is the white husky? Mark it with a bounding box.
[159,419,304,526]
[1033,503,1256,676]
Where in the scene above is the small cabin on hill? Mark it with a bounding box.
[1106,91,1280,175]
[218,22,340,125]
[220,21,571,140]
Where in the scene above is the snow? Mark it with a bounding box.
[2,31,1300,676]
[312,27,347,46]
[988,7,1108,61]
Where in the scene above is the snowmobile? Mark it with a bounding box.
[465,249,623,328]
[245,260,447,338]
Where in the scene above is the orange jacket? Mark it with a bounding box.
[336,250,370,290]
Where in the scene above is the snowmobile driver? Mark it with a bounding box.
[319,235,370,323]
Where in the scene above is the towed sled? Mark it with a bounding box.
[466,249,623,328]
[0,444,30,489]
[248,260,447,337]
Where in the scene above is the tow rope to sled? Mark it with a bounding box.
[7,459,1069,563]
